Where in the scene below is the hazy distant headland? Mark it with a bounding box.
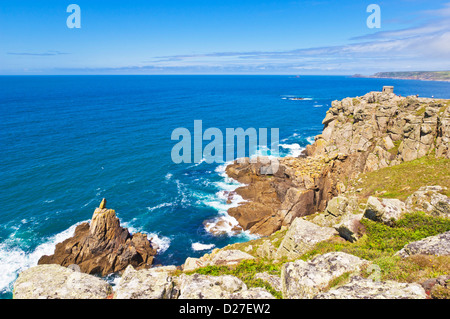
[353,71,450,82]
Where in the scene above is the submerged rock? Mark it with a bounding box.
[38,199,158,276]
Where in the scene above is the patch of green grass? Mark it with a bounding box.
[298,212,450,262]
[186,259,284,299]
[355,155,450,201]
[415,106,427,116]
[225,228,287,256]
[388,140,402,155]
[360,255,450,284]
[325,271,352,291]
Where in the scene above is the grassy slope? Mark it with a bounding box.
[351,155,450,201]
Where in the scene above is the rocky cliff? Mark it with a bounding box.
[13,89,450,300]
[225,90,450,236]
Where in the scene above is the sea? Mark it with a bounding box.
[1,75,450,298]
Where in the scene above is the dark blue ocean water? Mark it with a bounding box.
[1,75,449,298]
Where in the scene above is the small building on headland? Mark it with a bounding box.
[382,86,394,94]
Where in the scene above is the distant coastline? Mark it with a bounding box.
[353,71,450,82]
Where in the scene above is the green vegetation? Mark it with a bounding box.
[302,212,450,260]
[185,211,450,296]
[185,259,284,299]
[353,155,450,200]
[298,212,450,284]
[415,106,427,116]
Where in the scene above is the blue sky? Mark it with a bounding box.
[1,0,449,74]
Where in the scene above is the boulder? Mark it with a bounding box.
[13,264,112,299]
[315,276,427,299]
[183,257,206,272]
[276,218,338,260]
[396,231,450,257]
[335,214,364,242]
[182,249,254,272]
[175,274,247,299]
[38,199,157,276]
[405,186,450,218]
[254,272,282,292]
[255,240,277,259]
[364,196,406,225]
[421,275,450,299]
[209,249,255,266]
[114,265,175,299]
[281,252,368,299]
[230,288,276,299]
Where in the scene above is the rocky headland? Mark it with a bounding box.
[225,90,450,236]
[13,88,450,299]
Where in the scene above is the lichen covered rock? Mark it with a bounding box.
[13,264,112,299]
[315,276,427,299]
[396,231,450,257]
[281,252,368,299]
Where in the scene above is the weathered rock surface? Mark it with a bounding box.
[174,273,275,299]
[396,231,450,257]
[254,272,282,292]
[405,186,450,218]
[182,249,254,271]
[230,288,276,299]
[281,252,368,299]
[224,92,450,236]
[315,276,427,299]
[175,274,248,299]
[38,199,158,276]
[276,218,338,260]
[13,264,112,299]
[364,196,406,225]
[421,275,450,299]
[335,213,364,243]
[210,249,255,266]
[114,265,176,299]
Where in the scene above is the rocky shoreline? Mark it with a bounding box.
[12,88,450,299]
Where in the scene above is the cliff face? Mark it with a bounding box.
[225,91,450,236]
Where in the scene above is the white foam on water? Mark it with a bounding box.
[122,222,171,254]
[165,173,173,180]
[148,233,171,253]
[306,136,315,144]
[280,143,304,157]
[0,221,85,295]
[146,202,173,212]
[191,242,215,251]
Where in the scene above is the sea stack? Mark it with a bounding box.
[38,199,158,276]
